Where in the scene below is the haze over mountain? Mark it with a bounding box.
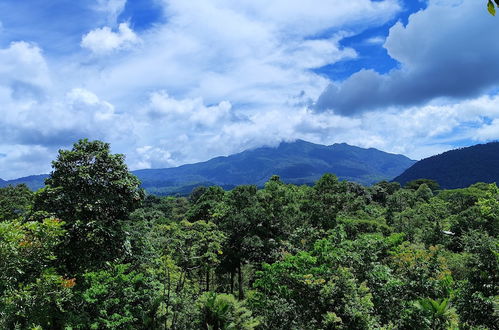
[1,140,415,195]
[394,142,499,189]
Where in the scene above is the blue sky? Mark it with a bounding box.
[0,0,498,179]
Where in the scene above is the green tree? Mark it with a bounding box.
[187,186,226,222]
[252,250,377,329]
[157,220,226,292]
[0,184,33,221]
[304,174,353,230]
[33,139,144,273]
[69,263,157,329]
[214,185,260,299]
[197,292,259,330]
[455,232,499,328]
[0,218,73,328]
[414,297,458,330]
[404,179,440,192]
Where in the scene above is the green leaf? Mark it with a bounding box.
[488,0,496,16]
[495,0,499,7]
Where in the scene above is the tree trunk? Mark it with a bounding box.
[238,263,244,300]
[230,271,234,294]
[206,269,210,292]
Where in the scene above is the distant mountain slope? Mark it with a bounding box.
[1,140,415,195]
[0,174,49,191]
[393,142,499,189]
[134,140,415,194]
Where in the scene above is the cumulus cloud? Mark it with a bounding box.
[147,91,233,126]
[134,146,176,169]
[81,22,140,55]
[316,0,499,115]
[0,86,127,147]
[10,0,499,180]
[0,145,54,180]
[0,41,51,92]
[127,93,499,171]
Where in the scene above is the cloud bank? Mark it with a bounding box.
[316,0,499,115]
[1,0,498,180]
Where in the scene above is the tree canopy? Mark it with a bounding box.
[1,139,497,329]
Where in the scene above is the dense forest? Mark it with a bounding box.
[0,140,497,329]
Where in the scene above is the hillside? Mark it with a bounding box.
[1,140,415,194]
[393,142,499,189]
[134,140,415,194]
[0,174,48,191]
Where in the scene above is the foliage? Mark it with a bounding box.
[1,272,75,329]
[488,0,499,16]
[0,218,65,295]
[0,184,33,221]
[197,292,259,330]
[1,139,498,329]
[405,179,440,192]
[69,263,157,329]
[0,218,71,329]
[33,139,144,273]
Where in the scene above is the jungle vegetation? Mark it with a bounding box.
[0,139,497,329]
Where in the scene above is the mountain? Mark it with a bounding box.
[393,142,499,189]
[134,140,415,194]
[1,140,415,195]
[0,174,49,191]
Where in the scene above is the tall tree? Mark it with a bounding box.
[33,139,144,273]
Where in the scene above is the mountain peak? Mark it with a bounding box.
[2,140,416,195]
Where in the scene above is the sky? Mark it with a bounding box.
[1,0,498,179]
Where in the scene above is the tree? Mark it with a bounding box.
[405,179,439,192]
[33,139,144,273]
[214,185,260,299]
[157,220,226,292]
[305,174,349,229]
[197,292,259,330]
[0,218,73,329]
[0,184,33,221]
[455,231,499,328]
[69,264,157,329]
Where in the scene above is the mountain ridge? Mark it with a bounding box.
[393,142,499,189]
[1,140,416,195]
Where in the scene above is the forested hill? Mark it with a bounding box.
[1,140,415,194]
[0,174,48,191]
[394,142,499,189]
[133,140,415,194]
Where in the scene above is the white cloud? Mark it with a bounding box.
[128,94,499,170]
[364,36,385,45]
[81,22,140,55]
[316,0,499,115]
[134,146,175,169]
[475,119,499,141]
[14,0,498,180]
[147,91,232,126]
[0,41,51,90]
[0,145,54,180]
[94,0,127,25]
